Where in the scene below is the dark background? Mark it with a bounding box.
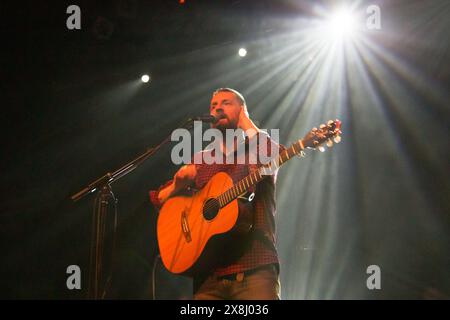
[1,0,449,299]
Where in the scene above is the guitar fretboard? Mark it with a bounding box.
[217,140,304,207]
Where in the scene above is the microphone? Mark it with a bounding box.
[190,114,222,123]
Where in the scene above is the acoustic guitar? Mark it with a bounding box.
[157,120,342,275]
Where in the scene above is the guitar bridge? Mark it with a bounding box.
[181,210,192,243]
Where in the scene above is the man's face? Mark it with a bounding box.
[209,91,242,131]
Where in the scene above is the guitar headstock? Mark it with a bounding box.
[300,119,342,152]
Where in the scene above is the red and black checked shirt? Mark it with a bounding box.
[149,133,282,276]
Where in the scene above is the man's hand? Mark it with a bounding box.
[173,164,197,189]
[158,164,197,204]
[237,107,259,137]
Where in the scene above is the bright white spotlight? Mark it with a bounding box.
[141,74,150,83]
[238,48,247,57]
[328,8,356,40]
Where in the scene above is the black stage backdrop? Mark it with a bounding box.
[1,0,449,300]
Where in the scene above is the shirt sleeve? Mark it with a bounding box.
[148,179,173,210]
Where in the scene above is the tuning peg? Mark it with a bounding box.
[326,139,333,147]
[327,120,334,125]
[333,135,341,144]
[318,146,325,152]
[319,124,326,129]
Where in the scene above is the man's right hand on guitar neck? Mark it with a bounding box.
[157,164,197,204]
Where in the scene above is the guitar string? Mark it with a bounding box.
[203,175,234,215]
[203,158,280,212]
[199,128,338,214]
[201,145,299,213]
[203,169,260,213]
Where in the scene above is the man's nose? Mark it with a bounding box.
[213,107,224,116]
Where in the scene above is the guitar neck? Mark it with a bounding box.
[217,140,305,208]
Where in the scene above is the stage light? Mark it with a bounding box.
[327,8,356,40]
[141,74,150,83]
[238,48,247,57]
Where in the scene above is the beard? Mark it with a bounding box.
[211,117,237,132]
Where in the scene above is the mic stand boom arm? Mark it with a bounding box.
[70,117,195,299]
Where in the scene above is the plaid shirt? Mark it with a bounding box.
[149,133,281,276]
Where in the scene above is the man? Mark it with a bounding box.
[150,88,281,300]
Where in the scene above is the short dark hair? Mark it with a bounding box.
[212,88,247,108]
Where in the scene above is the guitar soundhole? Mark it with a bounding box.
[203,198,220,221]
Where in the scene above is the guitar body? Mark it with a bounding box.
[157,172,251,275]
[156,119,342,276]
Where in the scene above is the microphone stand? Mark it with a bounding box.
[71,117,198,299]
